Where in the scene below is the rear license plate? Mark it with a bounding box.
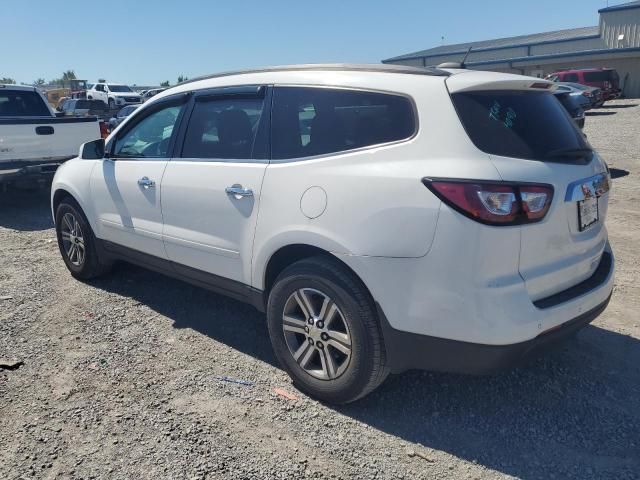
[578,197,599,231]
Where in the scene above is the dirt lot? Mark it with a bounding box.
[1,100,639,480]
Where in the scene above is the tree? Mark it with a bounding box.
[33,78,46,86]
[0,77,16,84]
[51,70,78,87]
[98,78,106,83]
[160,80,170,87]
[177,75,188,83]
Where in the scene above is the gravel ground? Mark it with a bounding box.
[1,99,639,480]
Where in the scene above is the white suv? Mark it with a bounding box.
[87,83,141,110]
[51,64,614,403]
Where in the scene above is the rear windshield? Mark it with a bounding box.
[0,90,50,117]
[451,90,589,161]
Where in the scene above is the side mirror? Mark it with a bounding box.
[80,138,106,159]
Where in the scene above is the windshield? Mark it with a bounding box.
[451,90,590,161]
[109,85,133,92]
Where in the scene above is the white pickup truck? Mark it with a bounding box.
[0,84,100,185]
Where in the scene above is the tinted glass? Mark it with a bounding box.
[75,100,91,109]
[114,104,182,157]
[272,87,415,160]
[0,91,50,116]
[583,71,613,82]
[181,97,264,159]
[452,90,589,160]
[564,73,579,82]
[109,85,133,92]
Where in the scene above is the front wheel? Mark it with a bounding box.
[266,256,388,403]
[55,198,111,280]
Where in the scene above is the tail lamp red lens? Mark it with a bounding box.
[423,179,554,225]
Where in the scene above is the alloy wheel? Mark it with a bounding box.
[282,288,352,380]
[60,212,86,267]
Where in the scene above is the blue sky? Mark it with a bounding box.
[3,0,627,86]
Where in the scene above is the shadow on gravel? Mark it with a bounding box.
[0,187,53,231]
[603,103,638,109]
[585,111,616,116]
[91,263,277,367]
[610,168,630,179]
[337,324,640,479]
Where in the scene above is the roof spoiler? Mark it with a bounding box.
[445,71,557,94]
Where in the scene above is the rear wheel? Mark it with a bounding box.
[266,256,388,403]
[55,198,111,280]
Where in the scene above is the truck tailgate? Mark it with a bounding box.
[0,117,100,169]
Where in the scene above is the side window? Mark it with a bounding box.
[564,73,579,82]
[114,103,183,158]
[271,87,416,160]
[181,97,264,160]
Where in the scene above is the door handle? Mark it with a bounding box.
[36,126,54,135]
[137,176,156,189]
[225,184,253,198]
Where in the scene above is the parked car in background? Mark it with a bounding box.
[560,82,604,108]
[546,68,620,103]
[553,88,587,128]
[141,88,167,102]
[554,83,593,110]
[87,83,141,110]
[108,104,140,130]
[0,84,100,185]
[58,99,108,117]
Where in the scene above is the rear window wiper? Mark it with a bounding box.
[544,148,593,159]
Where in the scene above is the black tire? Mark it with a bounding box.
[266,256,388,403]
[55,198,111,280]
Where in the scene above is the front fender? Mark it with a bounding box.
[51,159,99,232]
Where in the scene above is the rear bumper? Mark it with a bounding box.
[0,159,72,183]
[378,293,611,374]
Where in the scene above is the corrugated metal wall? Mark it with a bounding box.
[601,8,640,48]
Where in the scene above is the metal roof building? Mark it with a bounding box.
[383,1,640,97]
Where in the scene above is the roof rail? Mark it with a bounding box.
[178,63,450,86]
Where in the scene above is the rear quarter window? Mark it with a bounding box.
[0,90,50,116]
[271,87,416,160]
[451,90,589,161]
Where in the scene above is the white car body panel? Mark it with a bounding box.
[161,160,268,283]
[90,159,168,258]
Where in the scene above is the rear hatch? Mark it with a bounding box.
[446,72,610,302]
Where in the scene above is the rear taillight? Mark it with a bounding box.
[423,179,554,225]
